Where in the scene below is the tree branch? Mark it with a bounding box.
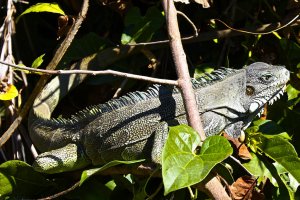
[177,11,198,37]
[0,60,178,86]
[162,0,205,140]
[162,1,230,199]
[37,181,80,200]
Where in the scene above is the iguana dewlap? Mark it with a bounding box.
[28,62,290,173]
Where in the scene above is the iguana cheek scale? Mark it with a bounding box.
[28,62,290,173]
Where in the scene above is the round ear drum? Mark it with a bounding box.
[246,86,255,96]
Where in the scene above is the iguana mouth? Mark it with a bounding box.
[249,86,286,114]
[243,85,286,130]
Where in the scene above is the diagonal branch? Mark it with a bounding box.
[0,0,89,147]
[162,1,231,199]
[162,0,206,141]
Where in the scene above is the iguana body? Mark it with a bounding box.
[28,62,290,173]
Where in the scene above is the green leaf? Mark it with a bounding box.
[0,172,13,198]
[0,160,52,198]
[162,125,232,195]
[194,64,215,79]
[289,173,300,192]
[17,3,65,22]
[80,159,144,186]
[246,121,299,198]
[243,153,295,199]
[0,84,18,100]
[274,163,297,198]
[31,54,45,68]
[246,120,293,153]
[243,153,274,185]
[252,120,291,139]
[121,6,164,44]
[120,34,133,45]
[286,84,300,108]
[251,133,300,184]
[286,84,300,101]
[105,180,117,191]
[272,31,282,39]
[279,39,300,65]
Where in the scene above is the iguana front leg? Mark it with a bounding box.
[150,121,169,164]
[33,143,91,174]
[224,121,244,138]
[104,121,169,164]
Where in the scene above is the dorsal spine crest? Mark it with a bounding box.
[50,67,237,125]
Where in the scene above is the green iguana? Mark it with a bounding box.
[28,62,290,174]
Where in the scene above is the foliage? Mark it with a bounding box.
[244,120,300,199]
[0,160,53,198]
[1,0,300,199]
[121,6,164,44]
[16,2,65,22]
[80,159,145,185]
[31,54,45,69]
[162,125,232,194]
[0,85,18,100]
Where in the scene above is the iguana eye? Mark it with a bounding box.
[246,86,255,96]
[260,73,274,82]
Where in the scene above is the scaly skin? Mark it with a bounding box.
[29,62,290,173]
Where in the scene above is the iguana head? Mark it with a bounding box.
[243,62,289,127]
[195,62,289,138]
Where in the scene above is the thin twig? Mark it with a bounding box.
[0,0,90,147]
[187,186,195,199]
[38,181,80,200]
[126,18,300,47]
[177,11,198,37]
[0,60,178,86]
[217,0,237,67]
[113,79,128,98]
[213,10,300,35]
[146,183,163,200]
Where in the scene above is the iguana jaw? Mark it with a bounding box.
[249,86,286,114]
[243,85,287,131]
